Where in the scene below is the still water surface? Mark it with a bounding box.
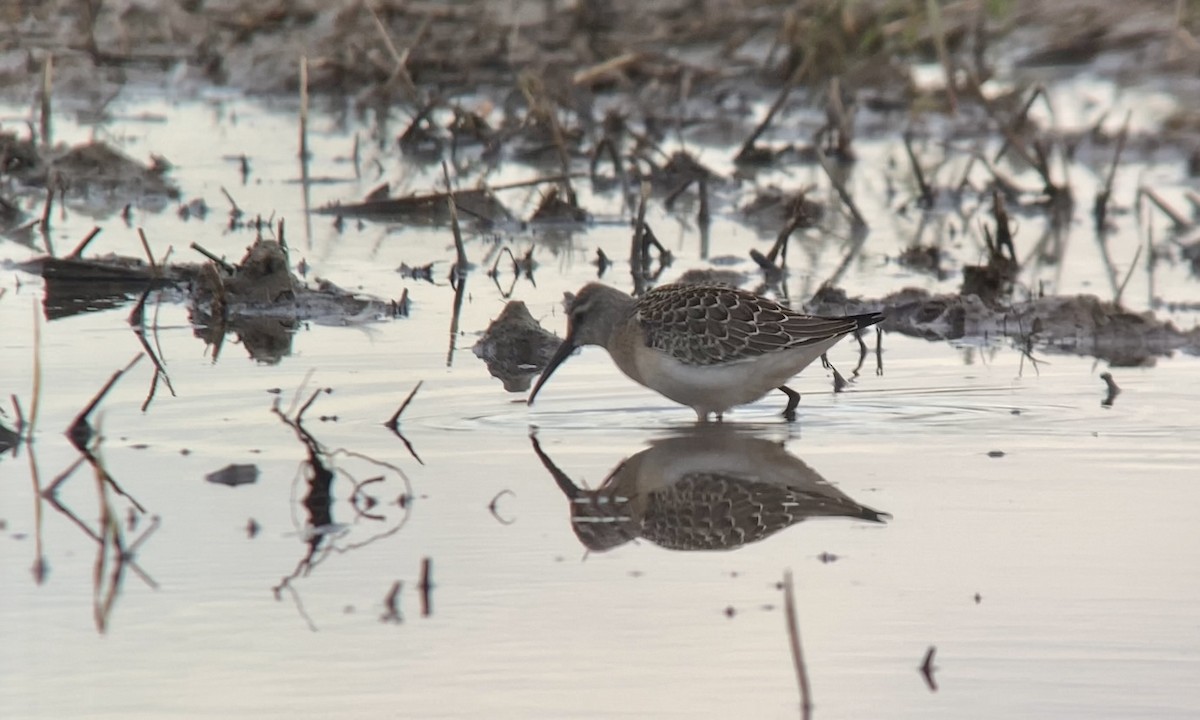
[2,88,1199,718]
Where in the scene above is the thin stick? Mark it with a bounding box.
[367,0,405,68]
[40,186,54,237]
[827,77,854,158]
[1094,110,1131,230]
[67,354,144,451]
[351,133,360,179]
[816,147,868,229]
[418,557,433,617]
[27,303,42,441]
[67,227,102,258]
[920,646,938,691]
[40,53,53,147]
[1139,186,1192,231]
[482,173,588,193]
[219,186,242,217]
[190,242,236,273]
[926,0,957,114]
[385,381,423,429]
[381,580,403,622]
[446,268,467,367]
[993,86,1043,163]
[630,180,650,294]
[572,51,641,86]
[736,64,803,162]
[1100,372,1121,407]
[1114,243,1142,307]
[782,569,812,719]
[442,161,468,272]
[137,228,157,273]
[904,132,934,207]
[298,55,309,162]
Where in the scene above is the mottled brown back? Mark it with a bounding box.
[635,283,880,366]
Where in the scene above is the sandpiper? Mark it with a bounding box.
[527,282,884,421]
[530,428,889,552]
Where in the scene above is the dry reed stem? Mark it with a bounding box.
[782,569,812,719]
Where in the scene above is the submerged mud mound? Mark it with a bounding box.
[1,132,178,214]
[809,287,1200,367]
[473,300,561,392]
[14,237,400,363]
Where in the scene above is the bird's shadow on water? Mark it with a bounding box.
[529,424,890,554]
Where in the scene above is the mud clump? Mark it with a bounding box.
[14,235,399,363]
[473,301,561,392]
[808,286,1200,367]
[50,143,177,202]
[214,239,297,304]
[2,133,179,213]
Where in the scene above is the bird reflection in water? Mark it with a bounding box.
[530,427,889,552]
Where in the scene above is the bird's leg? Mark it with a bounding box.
[778,385,800,422]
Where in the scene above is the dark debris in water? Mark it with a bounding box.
[0,131,179,212]
[473,300,562,393]
[14,233,402,361]
[808,285,1200,367]
[205,463,260,488]
[318,187,513,226]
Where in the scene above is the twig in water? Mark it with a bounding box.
[815,147,867,229]
[781,569,812,720]
[380,580,403,623]
[489,490,515,525]
[920,646,938,692]
[766,211,806,267]
[595,248,611,278]
[190,242,236,274]
[27,303,43,441]
[40,186,55,239]
[990,190,1017,263]
[219,186,243,220]
[418,557,433,617]
[875,327,884,376]
[1114,243,1142,308]
[442,161,468,273]
[1100,372,1120,408]
[40,53,53,147]
[926,0,958,114]
[484,173,589,194]
[904,132,935,208]
[446,267,467,368]
[736,64,803,163]
[1139,186,1192,231]
[1093,110,1131,232]
[129,288,175,408]
[825,77,855,159]
[67,227,102,259]
[67,354,144,453]
[385,381,423,430]
[993,85,1045,163]
[630,181,650,295]
[298,55,309,162]
[136,228,157,273]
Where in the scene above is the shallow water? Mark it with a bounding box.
[2,83,1200,719]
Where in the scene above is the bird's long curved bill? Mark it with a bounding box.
[527,336,577,406]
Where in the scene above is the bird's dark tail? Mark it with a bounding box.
[851,311,886,331]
